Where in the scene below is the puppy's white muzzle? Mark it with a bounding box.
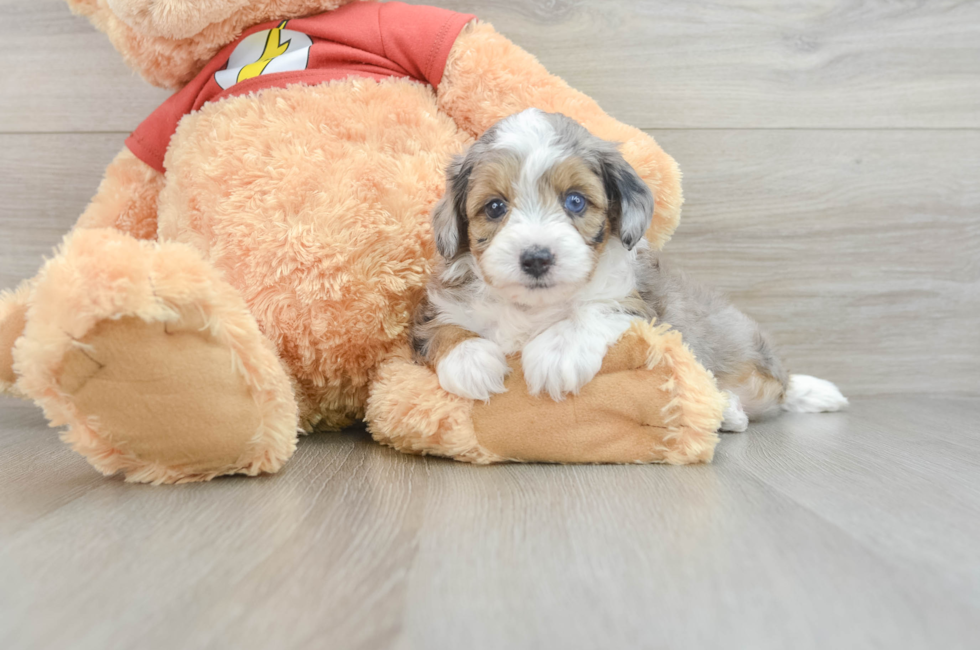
[480,217,593,304]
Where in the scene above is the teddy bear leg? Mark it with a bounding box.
[13,228,299,484]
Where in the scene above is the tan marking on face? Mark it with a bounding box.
[542,156,610,252]
[412,262,482,365]
[465,154,521,258]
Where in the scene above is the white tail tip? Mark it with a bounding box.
[781,374,849,413]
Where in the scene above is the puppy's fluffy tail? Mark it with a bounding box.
[781,374,849,413]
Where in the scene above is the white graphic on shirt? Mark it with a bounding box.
[215,21,314,90]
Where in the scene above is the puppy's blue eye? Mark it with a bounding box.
[485,199,508,221]
[564,192,587,215]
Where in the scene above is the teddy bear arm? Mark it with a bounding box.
[438,21,682,249]
[368,321,725,465]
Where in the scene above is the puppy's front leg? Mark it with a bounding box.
[522,308,635,401]
[420,324,509,402]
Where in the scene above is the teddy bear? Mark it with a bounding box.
[0,0,725,484]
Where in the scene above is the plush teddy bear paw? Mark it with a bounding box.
[56,315,287,483]
[14,228,299,484]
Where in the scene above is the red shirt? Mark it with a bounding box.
[126,2,474,173]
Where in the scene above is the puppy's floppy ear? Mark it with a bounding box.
[433,155,472,260]
[598,147,654,251]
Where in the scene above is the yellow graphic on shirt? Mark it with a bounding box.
[214,21,315,91]
[237,21,291,84]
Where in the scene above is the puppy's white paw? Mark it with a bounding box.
[436,338,509,402]
[720,390,749,433]
[522,314,632,401]
[781,374,849,413]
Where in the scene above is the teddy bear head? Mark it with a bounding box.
[67,0,360,89]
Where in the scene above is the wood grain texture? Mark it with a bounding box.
[651,128,980,397]
[0,134,124,289]
[3,1,979,132]
[0,0,172,134]
[1,394,978,650]
[435,0,980,129]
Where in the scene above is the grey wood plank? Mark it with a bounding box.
[1,395,978,649]
[3,1,979,133]
[0,133,124,289]
[0,0,171,134]
[0,398,106,537]
[652,128,980,398]
[442,0,980,129]
[725,398,980,604]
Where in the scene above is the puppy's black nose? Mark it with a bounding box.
[520,246,555,278]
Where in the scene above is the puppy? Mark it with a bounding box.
[412,109,846,431]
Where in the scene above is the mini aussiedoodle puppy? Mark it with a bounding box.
[412,109,847,431]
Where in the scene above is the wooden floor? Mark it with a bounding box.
[1,394,978,649]
[2,1,979,648]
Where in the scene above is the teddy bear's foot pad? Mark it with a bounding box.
[61,315,261,478]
